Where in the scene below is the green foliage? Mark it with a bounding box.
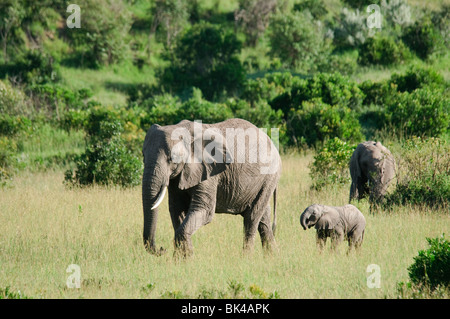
[385,137,449,208]
[270,72,365,116]
[0,114,32,136]
[0,286,30,299]
[0,50,60,84]
[357,35,410,66]
[331,7,367,49]
[402,17,443,60]
[309,137,356,190]
[65,108,142,188]
[0,136,18,185]
[268,11,331,71]
[287,99,363,147]
[0,80,29,115]
[63,0,132,68]
[160,22,245,100]
[389,66,445,92]
[408,234,450,290]
[293,0,328,20]
[384,87,449,138]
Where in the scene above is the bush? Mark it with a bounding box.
[0,80,30,116]
[287,99,363,147]
[160,22,245,100]
[357,35,410,66]
[389,66,445,92]
[0,136,18,185]
[401,17,443,60]
[385,137,449,208]
[309,137,356,190]
[270,72,365,116]
[268,11,331,71]
[62,0,132,68]
[384,87,449,138]
[408,234,450,290]
[64,106,144,187]
[65,121,142,188]
[0,114,32,136]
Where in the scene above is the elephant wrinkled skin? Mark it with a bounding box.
[349,141,395,203]
[300,204,366,253]
[142,118,281,257]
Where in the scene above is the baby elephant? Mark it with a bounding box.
[300,204,366,253]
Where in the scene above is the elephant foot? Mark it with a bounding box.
[146,245,167,256]
[174,233,194,259]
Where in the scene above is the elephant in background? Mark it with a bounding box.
[349,141,395,203]
[300,204,366,253]
[142,118,281,257]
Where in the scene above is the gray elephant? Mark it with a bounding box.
[142,118,281,257]
[300,204,366,252]
[349,141,395,203]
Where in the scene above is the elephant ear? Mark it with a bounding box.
[315,208,339,231]
[178,128,232,190]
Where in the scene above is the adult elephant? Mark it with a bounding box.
[349,141,395,202]
[142,118,281,257]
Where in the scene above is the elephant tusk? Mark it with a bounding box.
[151,186,167,210]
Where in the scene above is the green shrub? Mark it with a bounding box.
[408,234,450,290]
[402,17,443,60]
[0,114,32,136]
[357,35,410,66]
[0,80,30,116]
[268,11,331,71]
[160,22,245,100]
[0,136,18,185]
[384,87,449,138]
[287,99,363,147]
[389,66,445,92]
[270,72,365,116]
[62,0,132,68]
[309,137,356,190]
[0,50,60,84]
[359,79,398,106]
[64,108,142,188]
[385,137,449,208]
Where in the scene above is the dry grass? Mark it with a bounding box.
[0,154,448,298]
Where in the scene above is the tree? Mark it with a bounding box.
[0,1,24,62]
[148,0,189,55]
[62,0,132,68]
[268,11,330,71]
[234,0,277,46]
[160,22,245,100]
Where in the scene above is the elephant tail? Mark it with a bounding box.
[272,187,277,237]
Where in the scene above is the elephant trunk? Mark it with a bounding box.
[300,211,309,230]
[142,163,168,255]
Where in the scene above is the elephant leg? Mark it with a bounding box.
[330,231,344,251]
[316,230,327,252]
[349,181,358,202]
[173,185,216,257]
[242,186,275,252]
[174,209,212,257]
[257,205,277,252]
[168,185,190,231]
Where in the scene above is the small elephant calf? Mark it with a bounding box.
[300,204,366,253]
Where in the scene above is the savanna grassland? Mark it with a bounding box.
[1,154,448,299]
